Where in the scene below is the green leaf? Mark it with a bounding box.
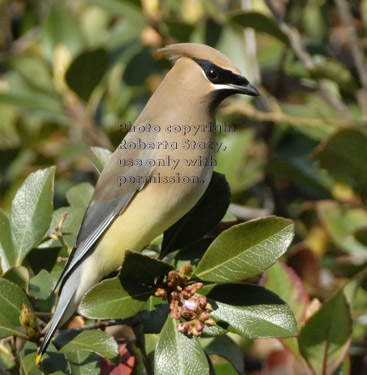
[123,47,159,86]
[0,91,67,124]
[65,48,110,101]
[43,3,83,59]
[139,296,169,334]
[0,209,15,271]
[212,362,238,375]
[10,56,56,95]
[215,130,264,194]
[310,58,357,91]
[0,312,20,339]
[154,317,210,375]
[339,355,351,375]
[262,262,310,360]
[193,217,294,282]
[66,183,94,209]
[2,266,29,291]
[49,206,87,248]
[54,330,119,360]
[79,279,152,319]
[162,172,230,256]
[164,20,195,42]
[89,147,112,174]
[318,201,367,260]
[173,238,212,270]
[262,261,310,327]
[20,353,45,375]
[120,250,173,283]
[299,291,352,375]
[66,351,100,375]
[19,342,68,375]
[200,283,298,338]
[200,336,244,375]
[314,128,367,201]
[229,11,290,46]
[27,247,62,275]
[0,278,31,325]
[28,269,53,300]
[10,167,55,267]
[84,0,144,23]
[355,227,367,247]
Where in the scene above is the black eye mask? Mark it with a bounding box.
[192,58,249,87]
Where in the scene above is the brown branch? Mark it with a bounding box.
[229,202,274,220]
[66,317,140,332]
[241,0,261,84]
[264,0,353,121]
[335,0,367,90]
[224,101,367,129]
[335,0,367,120]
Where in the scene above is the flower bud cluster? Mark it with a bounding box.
[19,304,40,341]
[154,263,216,337]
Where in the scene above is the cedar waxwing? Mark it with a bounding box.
[36,43,259,363]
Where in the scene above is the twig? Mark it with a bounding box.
[335,0,367,119]
[67,317,139,332]
[264,0,353,120]
[335,0,367,90]
[223,101,367,129]
[229,202,274,220]
[241,0,261,84]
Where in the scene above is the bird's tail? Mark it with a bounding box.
[36,272,80,364]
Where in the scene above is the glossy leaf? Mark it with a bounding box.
[229,11,290,46]
[89,147,112,174]
[65,48,109,101]
[162,172,230,256]
[139,296,169,334]
[49,206,87,248]
[43,3,83,58]
[66,183,94,209]
[10,56,56,95]
[262,261,310,326]
[120,250,173,283]
[193,217,294,282]
[314,128,367,201]
[10,167,55,268]
[0,278,31,325]
[201,336,244,375]
[154,317,210,375]
[200,283,298,338]
[20,342,68,374]
[55,330,119,360]
[173,238,213,270]
[0,313,20,339]
[79,279,152,319]
[84,0,144,23]
[215,130,264,194]
[0,209,14,271]
[299,291,352,375]
[318,201,367,260]
[2,266,29,291]
[28,269,53,300]
[355,227,367,247]
[310,59,356,91]
[66,351,100,375]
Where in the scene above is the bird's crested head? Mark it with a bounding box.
[158,43,260,100]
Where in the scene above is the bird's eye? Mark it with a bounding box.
[205,68,218,80]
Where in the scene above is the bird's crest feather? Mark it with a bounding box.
[158,43,241,75]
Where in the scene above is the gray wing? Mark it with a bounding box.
[56,137,155,290]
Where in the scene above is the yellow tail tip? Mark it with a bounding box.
[35,353,42,365]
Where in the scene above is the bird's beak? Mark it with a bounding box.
[230,81,260,96]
